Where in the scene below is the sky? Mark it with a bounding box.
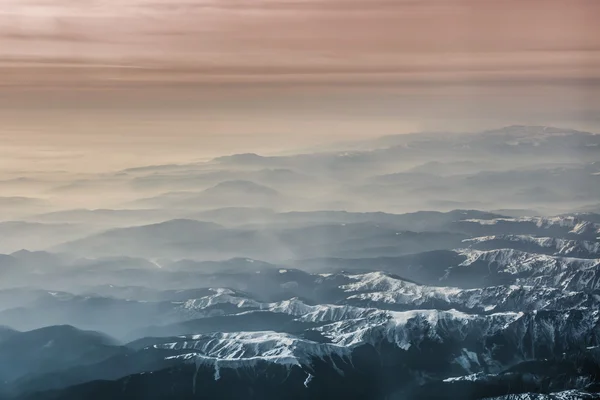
[0,0,599,172]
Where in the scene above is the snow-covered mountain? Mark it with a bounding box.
[485,391,600,400]
[455,216,600,241]
[2,125,600,399]
[464,235,600,258]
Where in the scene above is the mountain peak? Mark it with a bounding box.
[204,180,279,196]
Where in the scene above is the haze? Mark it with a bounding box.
[1,3,600,398]
[0,0,599,172]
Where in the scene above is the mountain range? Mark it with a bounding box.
[1,126,599,399]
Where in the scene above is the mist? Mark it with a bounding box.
[0,123,599,399]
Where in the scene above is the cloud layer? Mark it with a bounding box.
[0,0,598,84]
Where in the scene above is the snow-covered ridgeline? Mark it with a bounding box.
[156,307,600,383]
[461,216,600,237]
[343,271,594,313]
[453,248,600,290]
[463,235,600,257]
[160,330,351,389]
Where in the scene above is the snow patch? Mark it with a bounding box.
[304,373,314,388]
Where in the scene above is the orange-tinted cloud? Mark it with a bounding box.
[0,0,598,85]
